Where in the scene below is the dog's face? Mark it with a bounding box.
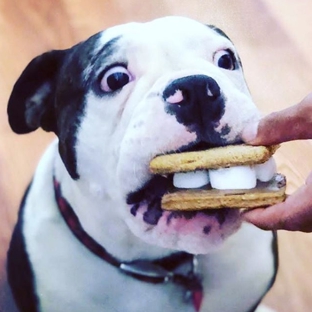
[8,17,259,254]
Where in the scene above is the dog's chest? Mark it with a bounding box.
[23,200,275,312]
[20,156,196,312]
[24,215,197,312]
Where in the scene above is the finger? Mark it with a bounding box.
[242,93,312,145]
[242,204,287,231]
[255,105,312,145]
[242,182,312,232]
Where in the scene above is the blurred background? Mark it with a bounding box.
[1,1,312,311]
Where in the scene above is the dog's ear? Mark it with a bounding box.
[7,50,66,134]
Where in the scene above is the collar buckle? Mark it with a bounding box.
[119,260,174,282]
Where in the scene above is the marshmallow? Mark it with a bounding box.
[255,157,276,182]
[173,170,209,189]
[209,166,257,190]
[172,157,277,190]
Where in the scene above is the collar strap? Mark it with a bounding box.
[54,177,203,310]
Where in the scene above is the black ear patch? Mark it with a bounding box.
[7,48,83,180]
[7,50,66,134]
[7,49,82,180]
[7,32,102,180]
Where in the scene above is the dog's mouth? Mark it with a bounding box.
[126,141,241,226]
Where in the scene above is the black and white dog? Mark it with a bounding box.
[7,16,277,312]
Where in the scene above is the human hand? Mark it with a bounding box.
[241,93,312,232]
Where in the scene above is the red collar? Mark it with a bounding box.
[53,176,203,311]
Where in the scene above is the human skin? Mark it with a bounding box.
[242,93,312,232]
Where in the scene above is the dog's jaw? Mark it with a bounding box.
[127,208,241,254]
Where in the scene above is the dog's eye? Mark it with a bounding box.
[214,50,237,70]
[100,66,133,92]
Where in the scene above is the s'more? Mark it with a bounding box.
[149,145,286,210]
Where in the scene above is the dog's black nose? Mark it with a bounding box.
[163,75,225,142]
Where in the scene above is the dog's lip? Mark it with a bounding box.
[127,173,240,226]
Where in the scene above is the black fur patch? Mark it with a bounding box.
[7,183,39,312]
[167,211,197,225]
[127,176,170,225]
[203,225,211,235]
[52,32,105,179]
[245,232,278,312]
[208,25,232,41]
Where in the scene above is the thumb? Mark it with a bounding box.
[242,177,312,232]
[242,93,312,145]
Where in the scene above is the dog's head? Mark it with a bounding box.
[8,17,259,254]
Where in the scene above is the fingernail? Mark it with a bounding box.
[241,121,259,143]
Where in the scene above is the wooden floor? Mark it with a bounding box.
[1,1,312,311]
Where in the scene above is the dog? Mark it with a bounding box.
[7,16,277,312]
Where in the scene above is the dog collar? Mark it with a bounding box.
[53,177,203,311]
